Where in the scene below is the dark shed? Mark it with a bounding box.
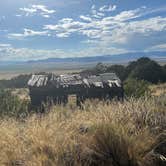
[28,73,124,107]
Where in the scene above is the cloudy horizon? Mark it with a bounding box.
[0,0,166,61]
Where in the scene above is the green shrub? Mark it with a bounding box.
[129,59,165,83]
[124,78,150,98]
[82,57,166,84]
[106,65,126,81]
[0,89,29,118]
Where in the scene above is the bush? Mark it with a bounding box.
[124,78,150,98]
[0,90,29,118]
[81,62,107,76]
[82,57,166,84]
[129,59,165,83]
[106,65,126,81]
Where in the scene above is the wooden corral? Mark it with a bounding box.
[28,73,124,108]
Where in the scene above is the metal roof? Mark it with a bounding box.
[28,73,121,88]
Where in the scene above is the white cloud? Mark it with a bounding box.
[8,29,49,39]
[113,8,141,21]
[32,5,55,14]
[15,14,22,17]
[56,32,71,38]
[43,5,166,52]
[147,43,166,51]
[80,15,92,22]
[19,5,55,18]
[42,15,50,18]
[20,7,36,15]
[96,16,166,48]
[12,5,166,51]
[44,18,86,38]
[80,29,101,39]
[90,4,105,19]
[0,16,6,21]
[91,5,95,10]
[42,7,145,39]
[0,44,11,47]
[6,4,166,60]
[0,45,127,61]
[99,5,117,12]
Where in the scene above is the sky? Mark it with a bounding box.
[0,0,166,61]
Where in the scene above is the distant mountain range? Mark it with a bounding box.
[0,51,165,76]
[27,51,166,64]
[1,51,166,67]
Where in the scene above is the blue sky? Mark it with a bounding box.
[0,0,166,61]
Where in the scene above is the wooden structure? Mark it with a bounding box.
[28,73,124,108]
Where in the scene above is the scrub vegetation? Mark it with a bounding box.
[0,94,165,166]
[0,57,165,166]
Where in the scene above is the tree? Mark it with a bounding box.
[94,62,107,74]
[124,78,150,98]
[162,65,166,82]
[129,60,164,83]
[81,62,107,76]
[106,65,126,81]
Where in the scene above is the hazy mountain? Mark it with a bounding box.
[27,51,166,64]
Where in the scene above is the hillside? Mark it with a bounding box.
[0,96,165,166]
[0,57,165,166]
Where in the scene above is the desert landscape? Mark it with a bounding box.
[0,57,165,166]
[0,0,166,165]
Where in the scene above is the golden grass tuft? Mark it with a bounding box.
[0,96,165,166]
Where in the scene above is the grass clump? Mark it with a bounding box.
[0,96,165,166]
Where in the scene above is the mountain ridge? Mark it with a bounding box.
[27,51,166,64]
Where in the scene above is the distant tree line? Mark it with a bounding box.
[81,57,166,83]
[0,57,165,98]
[81,57,166,97]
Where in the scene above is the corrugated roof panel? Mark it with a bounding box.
[28,73,121,88]
[100,73,118,82]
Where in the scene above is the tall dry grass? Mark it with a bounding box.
[0,95,165,166]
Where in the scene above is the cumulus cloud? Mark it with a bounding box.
[0,44,11,47]
[147,43,166,51]
[44,18,86,38]
[0,44,127,61]
[56,32,71,38]
[113,8,142,21]
[89,4,116,19]
[19,5,55,18]
[20,7,37,15]
[80,15,92,22]
[50,6,147,40]
[0,16,6,22]
[5,4,166,60]
[32,5,55,14]
[8,29,49,39]
[42,5,166,54]
[99,4,117,12]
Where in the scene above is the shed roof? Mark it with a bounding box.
[28,73,121,88]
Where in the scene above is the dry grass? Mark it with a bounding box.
[11,88,30,101]
[0,96,165,166]
[150,83,166,96]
